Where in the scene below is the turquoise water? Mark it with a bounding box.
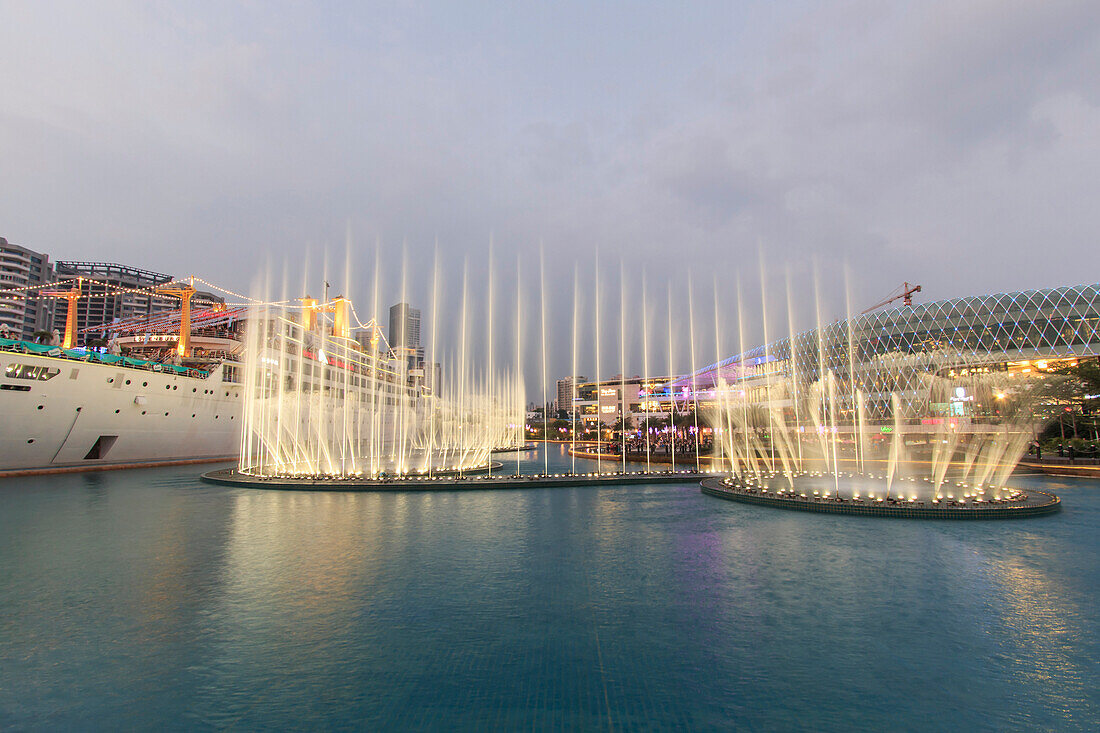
[1,444,1098,730]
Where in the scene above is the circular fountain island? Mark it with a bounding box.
[700,470,1059,519]
[200,293,711,492]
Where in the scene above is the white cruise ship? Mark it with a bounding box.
[0,320,245,476]
[0,279,524,477]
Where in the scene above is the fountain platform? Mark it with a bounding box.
[700,476,1060,519]
[201,467,719,491]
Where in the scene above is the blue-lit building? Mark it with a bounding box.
[689,283,1100,420]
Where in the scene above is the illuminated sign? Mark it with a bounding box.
[600,405,617,413]
[600,388,617,397]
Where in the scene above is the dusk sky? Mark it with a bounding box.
[2,1,1098,388]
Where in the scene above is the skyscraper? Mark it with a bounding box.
[388,302,421,348]
[556,375,587,418]
[388,302,423,368]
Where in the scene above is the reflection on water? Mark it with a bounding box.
[0,457,1097,730]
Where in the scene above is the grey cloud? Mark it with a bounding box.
[1,1,1098,388]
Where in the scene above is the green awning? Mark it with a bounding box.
[22,342,60,355]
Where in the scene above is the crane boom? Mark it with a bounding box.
[861,282,922,314]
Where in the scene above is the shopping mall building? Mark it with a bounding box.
[682,283,1100,422]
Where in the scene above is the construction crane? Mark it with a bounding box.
[861,281,922,314]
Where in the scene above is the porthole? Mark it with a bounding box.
[192,388,197,393]
[142,381,148,387]
[36,405,43,410]
[141,411,147,415]
[125,379,131,385]
[191,414,196,418]
[108,378,114,384]
[165,385,170,390]
[114,409,120,414]
[215,415,219,419]
[173,385,177,390]
[27,439,34,444]
[165,412,169,417]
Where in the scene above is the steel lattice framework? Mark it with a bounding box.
[696,283,1100,419]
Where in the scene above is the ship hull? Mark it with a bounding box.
[0,351,241,476]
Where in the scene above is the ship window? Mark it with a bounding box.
[5,363,60,381]
[1,384,31,391]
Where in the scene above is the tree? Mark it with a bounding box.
[1054,359,1100,395]
[1045,359,1100,444]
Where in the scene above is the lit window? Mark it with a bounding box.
[5,363,60,381]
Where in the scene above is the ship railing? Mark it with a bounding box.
[0,337,211,379]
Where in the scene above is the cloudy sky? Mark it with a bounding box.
[2,1,1098,387]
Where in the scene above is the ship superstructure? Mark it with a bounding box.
[0,269,524,477]
[0,276,402,475]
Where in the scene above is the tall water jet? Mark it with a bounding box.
[428,245,440,478]
[572,263,579,475]
[688,275,701,473]
[844,267,858,474]
[643,270,652,474]
[515,257,523,476]
[667,283,677,473]
[594,251,602,474]
[736,274,751,480]
[486,240,494,477]
[785,268,804,473]
[758,253,775,473]
[619,260,627,474]
[540,246,549,476]
[714,274,733,475]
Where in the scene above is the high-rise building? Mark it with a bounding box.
[388,302,421,349]
[556,375,587,418]
[388,302,423,370]
[0,237,55,340]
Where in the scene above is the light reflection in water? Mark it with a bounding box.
[0,461,1096,729]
